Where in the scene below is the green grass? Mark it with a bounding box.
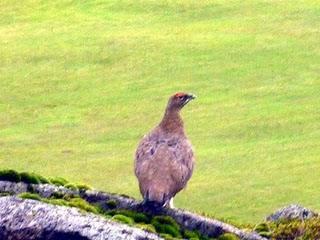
[0,0,319,223]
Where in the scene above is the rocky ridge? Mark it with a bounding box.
[0,180,264,240]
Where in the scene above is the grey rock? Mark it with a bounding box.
[0,196,162,240]
[0,181,266,240]
[266,204,318,222]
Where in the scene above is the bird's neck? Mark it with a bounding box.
[159,108,184,134]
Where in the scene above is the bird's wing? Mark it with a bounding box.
[135,131,194,203]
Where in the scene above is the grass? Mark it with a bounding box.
[0,0,319,223]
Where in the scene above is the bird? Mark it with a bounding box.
[134,92,196,208]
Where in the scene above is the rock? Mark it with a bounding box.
[266,204,318,222]
[0,181,266,240]
[0,196,162,240]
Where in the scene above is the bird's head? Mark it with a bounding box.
[167,92,196,111]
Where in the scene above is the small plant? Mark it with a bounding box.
[183,229,200,239]
[64,183,78,191]
[134,223,156,233]
[217,233,239,240]
[43,198,69,207]
[112,214,134,225]
[107,209,149,223]
[254,222,270,233]
[159,233,175,240]
[68,197,98,214]
[18,192,42,201]
[0,169,21,182]
[49,177,68,186]
[76,183,92,191]
[130,212,149,223]
[36,174,50,184]
[20,172,40,184]
[254,222,271,238]
[151,216,181,238]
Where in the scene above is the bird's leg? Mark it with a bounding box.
[142,190,149,205]
[168,198,174,208]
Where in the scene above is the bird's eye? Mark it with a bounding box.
[178,95,184,99]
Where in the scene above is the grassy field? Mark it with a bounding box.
[0,0,319,223]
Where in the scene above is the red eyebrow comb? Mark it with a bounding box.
[174,92,185,97]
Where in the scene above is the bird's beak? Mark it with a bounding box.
[187,93,196,100]
[182,93,196,106]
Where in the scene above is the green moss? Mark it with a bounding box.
[68,197,98,214]
[184,229,200,239]
[134,223,157,233]
[18,192,42,201]
[0,169,21,182]
[131,212,149,223]
[112,214,134,225]
[43,198,69,206]
[151,216,181,238]
[76,184,92,191]
[270,218,320,239]
[36,174,50,184]
[258,231,272,238]
[217,233,239,240]
[49,177,68,186]
[254,222,270,233]
[20,172,40,184]
[159,233,175,240]
[107,209,149,223]
[152,216,180,229]
[106,199,117,209]
[64,183,78,191]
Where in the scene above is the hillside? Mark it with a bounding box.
[0,0,319,223]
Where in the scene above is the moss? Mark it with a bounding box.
[18,192,42,201]
[217,233,239,240]
[107,209,149,223]
[151,216,181,238]
[269,218,320,239]
[49,177,68,186]
[76,184,92,191]
[131,212,149,223]
[254,222,270,233]
[106,199,117,209]
[258,231,272,238]
[152,215,180,229]
[184,229,200,239]
[159,233,175,240]
[64,183,78,191]
[68,197,98,214]
[112,214,134,225]
[20,172,40,184]
[134,223,156,233]
[0,169,21,182]
[36,174,50,184]
[43,198,69,206]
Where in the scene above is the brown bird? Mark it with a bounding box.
[135,92,196,208]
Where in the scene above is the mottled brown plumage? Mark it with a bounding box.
[135,92,196,208]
